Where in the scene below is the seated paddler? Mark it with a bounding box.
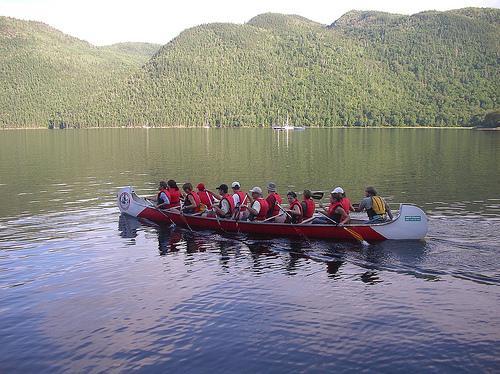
[167,179,182,209]
[197,183,215,210]
[212,184,235,218]
[156,180,171,209]
[284,191,303,223]
[231,181,249,220]
[313,188,349,225]
[301,190,316,221]
[265,182,285,222]
[246,186,269,221]
[355,186,393,223]
[181,183,202,214]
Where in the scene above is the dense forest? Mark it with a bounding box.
[0,8,498,128]
[0,17,159,128]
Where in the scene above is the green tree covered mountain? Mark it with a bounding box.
[0,8,498,128]
[0,16,159,127]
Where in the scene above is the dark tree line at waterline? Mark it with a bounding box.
[0,8,498,128]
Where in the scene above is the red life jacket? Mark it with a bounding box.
[289,199,303,223]
[198,190,213,209]
[233,190,247,211]
[220,193,235,218]
[167,188,181,208]
[327,201,344,223]
[157,188,171,206]
[266,192,282,217]
[341,197,351,215]
[255,198,269,221]
[302,198,315,219]
[185,191,201,212]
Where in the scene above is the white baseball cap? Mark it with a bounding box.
[331,187,344,194]
[231,181,240,188]
[249,186,262,194]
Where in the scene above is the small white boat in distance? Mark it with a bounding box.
[272,114,306,130]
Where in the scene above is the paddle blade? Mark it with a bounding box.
[311,191,324,200]
[344,227,370,246]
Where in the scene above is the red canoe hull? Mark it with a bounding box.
[137,207,387,241]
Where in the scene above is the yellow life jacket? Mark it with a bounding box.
[371,196,386,215]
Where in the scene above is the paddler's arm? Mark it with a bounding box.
[247,201,260,216]
[384,199,393,220]
[336,207,349,226]
[285,204,299,216]
[182,194,196,212]
[207,190,222,201]
[213,205,224,217]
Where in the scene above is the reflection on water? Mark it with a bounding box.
[1,129,499,372]
[118,213,498,288]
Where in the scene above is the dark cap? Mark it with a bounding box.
[216,184,228,193]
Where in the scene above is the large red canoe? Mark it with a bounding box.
[117,187,428,241]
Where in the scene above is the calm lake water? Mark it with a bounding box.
[1,128,499,372]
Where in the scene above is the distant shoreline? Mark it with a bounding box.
[0,126,486,130]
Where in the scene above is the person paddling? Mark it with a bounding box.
[313,189,349,225]
[339,187,355,215]
[167,179,182,209]
[265,182,285,222]
[356,186,393,223]
[231,181,249,220]
[332,186,353,223]
[156,181,171,209]
[284,191,303,223]
[247,187,269,221]
[182,183,202,214]
[301,189,316,220]
[196,183,214,210]
[212,184,235,218]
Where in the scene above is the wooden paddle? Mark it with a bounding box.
[178,201,194,232]
[277,204,312,244]
[262,213,282,222]
[318,211,368,245]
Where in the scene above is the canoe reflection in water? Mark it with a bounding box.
[156,226,348,277]
[118,214,431,282]
[118,213,141,242]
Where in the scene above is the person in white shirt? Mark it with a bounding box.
[212,184,234,218]
[231,181,249,220]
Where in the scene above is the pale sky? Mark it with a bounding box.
[1,0,499,45]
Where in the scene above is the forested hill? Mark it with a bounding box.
[0,17,159,127]
[1,8,499,128]
[101,42,161,60]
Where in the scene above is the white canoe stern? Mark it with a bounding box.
[373,204,428,240]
